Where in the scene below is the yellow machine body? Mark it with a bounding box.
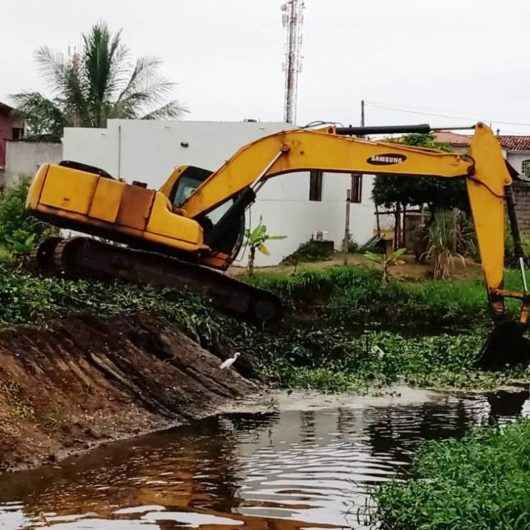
[27,163,206,254]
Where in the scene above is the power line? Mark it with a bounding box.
[365,101,530,129]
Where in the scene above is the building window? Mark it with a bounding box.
[522,160,530,178]
[12,128,24,141]
[309,170,323,201]
[350,173,363,203]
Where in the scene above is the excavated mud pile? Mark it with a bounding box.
[0,314,257,471]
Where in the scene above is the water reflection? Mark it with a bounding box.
[0,389,528,530]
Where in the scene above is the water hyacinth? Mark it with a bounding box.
[372,420,530,530]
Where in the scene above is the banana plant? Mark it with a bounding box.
[244,217,286,275]
[365,247,406,284]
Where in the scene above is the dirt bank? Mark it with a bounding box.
[0,313,257,472]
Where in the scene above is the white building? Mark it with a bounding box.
[63,120,377,266]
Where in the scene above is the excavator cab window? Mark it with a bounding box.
[170,165,245,255]
[170,165,234,226]
[170,166,213,208]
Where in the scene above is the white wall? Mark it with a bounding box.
[63,120,377,266]
[506,151,530,177]
[63,128,119,175]
[5,141,62,185]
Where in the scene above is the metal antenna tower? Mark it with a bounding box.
[281,0,304,125]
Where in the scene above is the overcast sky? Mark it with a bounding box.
[2,1,530,134]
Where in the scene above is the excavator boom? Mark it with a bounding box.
[181,127,475,218]
[180,123,514,315]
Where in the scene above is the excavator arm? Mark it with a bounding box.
[181,127,475,218]
[180,122,521,324]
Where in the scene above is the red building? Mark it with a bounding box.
[0,102,24,169]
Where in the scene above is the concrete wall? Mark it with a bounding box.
[63,120,377,266]
[5,141,62,185]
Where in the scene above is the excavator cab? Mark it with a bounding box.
[161,165,246,265]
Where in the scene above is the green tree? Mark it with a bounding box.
[372,133,468,212]
[13,22,186,141]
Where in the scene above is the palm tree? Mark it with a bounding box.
[12,22,186,140]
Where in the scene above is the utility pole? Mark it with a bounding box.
[361,99,365,127]
[343,189,352,264]
[281,0,304,124]
[344,100,367,262]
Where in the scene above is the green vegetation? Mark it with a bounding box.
[281,239,335,265]
[365,247,406,284]
[0,179,57,258]
[0,265,226,346]
[247,265,524,329]
[424,210,468,279]
[239,327,526,393]
[0,261,526,392]
[238,266,529,391]
[0,258,524,392]
[372,419,530,530]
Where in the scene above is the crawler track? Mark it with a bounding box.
[36,237,283,322]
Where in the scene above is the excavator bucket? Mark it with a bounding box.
[479,320,530,370]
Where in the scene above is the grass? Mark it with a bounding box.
[372,419,530,530]
[239,266,530,391]
[246,265,526,329]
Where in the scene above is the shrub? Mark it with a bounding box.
[423,209,466,279]
[281,239,335,265]
[0,178,57,254]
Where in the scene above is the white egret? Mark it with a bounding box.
[220,352,241,370]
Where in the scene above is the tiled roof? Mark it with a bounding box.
[497,136,530,151]
[434,131,530,152]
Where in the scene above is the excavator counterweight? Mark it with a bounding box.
[25,122,530,367]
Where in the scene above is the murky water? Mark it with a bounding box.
[1,388,528,530]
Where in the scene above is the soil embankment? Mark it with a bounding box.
[0,313,257,472]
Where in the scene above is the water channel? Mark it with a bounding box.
[1,388,529,530]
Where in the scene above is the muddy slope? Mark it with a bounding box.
[0,313,257,472]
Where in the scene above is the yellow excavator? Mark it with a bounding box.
[25,122,530,367]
